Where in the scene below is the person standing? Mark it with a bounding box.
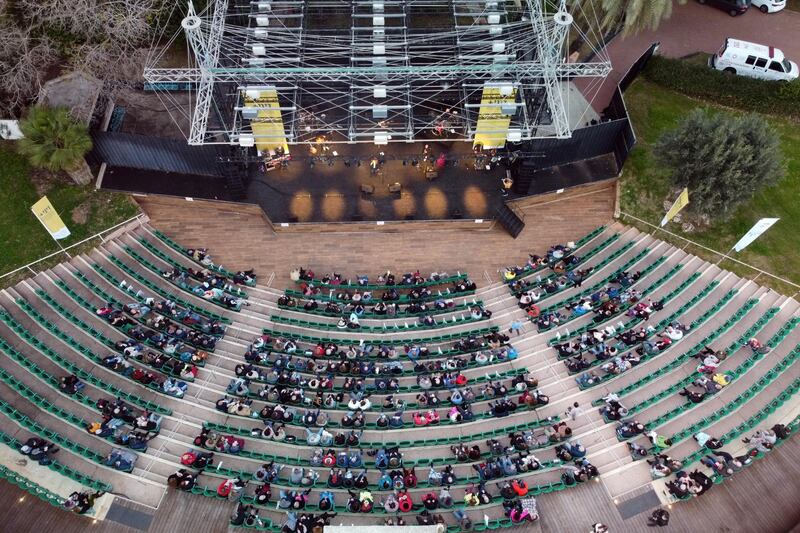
[501,177,513,197]
[566,402,584,421]
[509,320,524,336]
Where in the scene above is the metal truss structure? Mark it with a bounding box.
[144,0,612,148]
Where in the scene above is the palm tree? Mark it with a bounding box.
[599,0,686,36]
[18,106,93,172]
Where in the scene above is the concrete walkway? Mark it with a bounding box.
[583,2,800,110]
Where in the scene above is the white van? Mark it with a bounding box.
[709,38,798,81]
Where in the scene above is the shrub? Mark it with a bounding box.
[643,55,800,119]
[655,108,783,218]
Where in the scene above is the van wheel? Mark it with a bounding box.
[729,9,738,16]
[723,68,736,75]
[759,5,768,13]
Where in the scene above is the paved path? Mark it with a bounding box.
[584,2,800,110]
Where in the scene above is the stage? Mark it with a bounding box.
[245,139,509,223]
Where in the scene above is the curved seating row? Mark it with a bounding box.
[0,464,65,508]
[503,225,608,285]
[0,221,796,533]
[508,233,624,298]
[294,270,470,292]
[0,430,111,492]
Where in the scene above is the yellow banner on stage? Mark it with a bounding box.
[660,187,690,227]
[473,85,517,150]
[244,88,289,154]
[31,196,71,240]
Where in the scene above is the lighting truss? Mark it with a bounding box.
[144,0,612,147]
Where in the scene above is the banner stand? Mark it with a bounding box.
[716,217,780,265]
[30,196,72,258]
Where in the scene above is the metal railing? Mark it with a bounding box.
[618,211,799,294]
[0,213,147,282]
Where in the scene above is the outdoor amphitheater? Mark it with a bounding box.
[0,184,798,533]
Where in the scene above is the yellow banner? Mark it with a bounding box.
[31,196,71,240]
[244,88,289,154]
[473,85,517,150]
[660,187,689,227]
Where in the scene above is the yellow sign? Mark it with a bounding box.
[660,187,689,227]
[473,85,517,150]
[31,196,71,240]
[244,88,289,154]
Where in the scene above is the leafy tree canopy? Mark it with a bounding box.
[655,108,784,218]
[598,0,686,35]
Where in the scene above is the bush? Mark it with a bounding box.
[655,108,784,218]
[643,55,800,119]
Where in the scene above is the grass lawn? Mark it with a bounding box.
[0,143,140,282]
[620,79,800,294]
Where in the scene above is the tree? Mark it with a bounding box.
[599,0,686,35]
[0,24,55,115]
[655,109,784,218]
[18,106,93,172]
[17,0,163,92]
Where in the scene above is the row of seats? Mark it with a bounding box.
[550,266,695,349]
[623,323,799,455]
[293,268,470,292]
[0,222,795,532]
[575,285,736,389]
[511,237,632,300]
[503,225,610,286]
[569,281,725,376]
[0,430,111,492]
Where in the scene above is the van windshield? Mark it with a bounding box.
[783,59,792,72]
